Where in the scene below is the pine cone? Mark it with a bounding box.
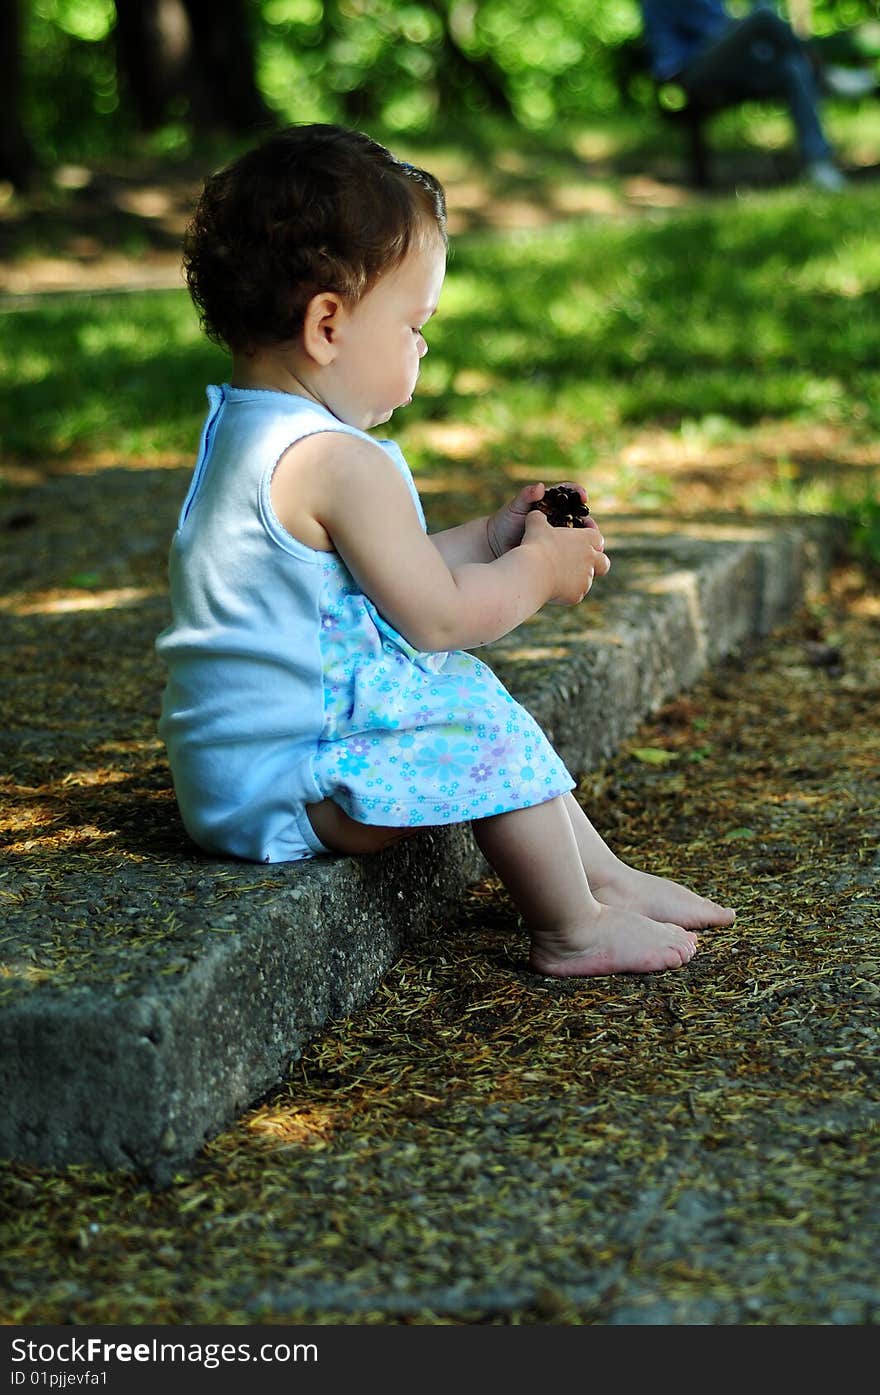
[529,485,590,528]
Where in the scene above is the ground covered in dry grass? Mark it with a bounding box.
[1,556,877,1325]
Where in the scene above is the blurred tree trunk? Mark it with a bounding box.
[181,0,273,132]
[427,0,512,113]
[114,0,272,135]
[113,0,191,131]
[0,0,36,189]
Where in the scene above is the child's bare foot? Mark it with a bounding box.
[591,865,735,931]
[529,904,698,978]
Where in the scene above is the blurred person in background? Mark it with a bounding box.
[638,0,852,189]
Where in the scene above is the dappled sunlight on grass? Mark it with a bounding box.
[0,584,158,617]
[3,163,880,544]
[0,289,218,459]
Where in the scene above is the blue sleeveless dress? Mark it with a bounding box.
[157,388,574,863]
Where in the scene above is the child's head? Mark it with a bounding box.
[183,123,448,356]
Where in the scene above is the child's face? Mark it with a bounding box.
[326,232,447,430]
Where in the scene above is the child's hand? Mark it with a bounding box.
[521,506,610,605]
[488,482,599,557]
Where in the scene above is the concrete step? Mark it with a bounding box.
[0,514,839,1183]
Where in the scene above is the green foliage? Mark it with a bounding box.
[253,0,649,136]
[25,1,133,165]
[9,1,622,163]
[842,483,880,565]
[19,1,880,165]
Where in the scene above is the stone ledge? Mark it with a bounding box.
[0,515,840,1182]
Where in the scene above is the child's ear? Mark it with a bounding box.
[302,292,346,365]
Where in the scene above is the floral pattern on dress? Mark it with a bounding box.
[312,554,573,827]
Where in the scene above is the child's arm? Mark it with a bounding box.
[429,484,545,567]
[272,434,609,653]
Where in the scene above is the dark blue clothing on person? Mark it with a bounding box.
[638,0,836,167]
[640,0,728,82]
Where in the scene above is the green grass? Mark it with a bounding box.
[3,169,880,554]
[0,292,218,458]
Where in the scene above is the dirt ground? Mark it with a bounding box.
[1,541,878,1323]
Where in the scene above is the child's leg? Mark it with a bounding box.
[561,792,736,930]
[307,798,418,855]
[472,797,698,977]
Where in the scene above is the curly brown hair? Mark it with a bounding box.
[182,124,448,355]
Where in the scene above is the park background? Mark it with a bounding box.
[4,0,880,549]
[1,0,879,1328]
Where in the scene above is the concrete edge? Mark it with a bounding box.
[1,516,841,1180]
